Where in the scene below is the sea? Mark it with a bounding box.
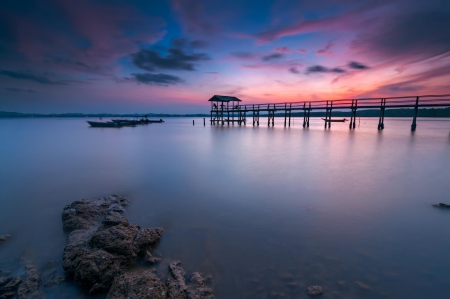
[1,117,450,298]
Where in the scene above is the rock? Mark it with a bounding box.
[144,250,162,264]
[17,263,43,299]
[62,195,129,232]
[0,276,22,295]
[106,270,167,299]
[62,196,163,294]
[166,261,187,299]
[307,285,323,295]
[0,235,11,245]
[165,261,215,299]
[43,275,66,288]
[186,272,215,299]
[433,203,450,208]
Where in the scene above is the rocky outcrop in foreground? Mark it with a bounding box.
[0,263,45,299]
[61,195,214,299]
[62,195,164,294]
[106,261,214,299]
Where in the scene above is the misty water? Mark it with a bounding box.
[1,117,450,299]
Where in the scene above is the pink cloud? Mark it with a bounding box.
[316,40,335,55]
[274,47,291,54]
[296,49,308,54]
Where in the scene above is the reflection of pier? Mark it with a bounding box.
[209,94,450,131]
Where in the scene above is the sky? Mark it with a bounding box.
[1,0,450,113]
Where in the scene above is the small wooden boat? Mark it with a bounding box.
[111,119,139,126]
[321,118,348,122]
[146,119,164,123]
[87,121,122,127]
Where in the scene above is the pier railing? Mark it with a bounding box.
[209,94,450,131]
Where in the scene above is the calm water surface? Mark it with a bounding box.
[1,117,450,298]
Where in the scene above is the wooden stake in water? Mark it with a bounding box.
[193,120,194,126]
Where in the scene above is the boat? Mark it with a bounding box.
[87,121,122,127]
[321,118,348,122]
[145,119,164,123]
[111,119,139,126]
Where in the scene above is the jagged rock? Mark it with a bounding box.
[62,196,163,294]
[43,275,66,288]
[433,203,450,208]
[166,261,187,299]
[307,285,323,295]
[144,250,162,264]
[186,272,215,299]
[17,264,43,299]
[106,270,167,299]
[0,235,11,245]
[0,276,22,296]
[165,261,215,299]
[62,195,129,232]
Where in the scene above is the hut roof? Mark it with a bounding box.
[208,95,242,102]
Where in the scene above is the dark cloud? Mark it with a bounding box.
[289,67,300,74]
[172,38,208,49]
[132,45,210,72]
[306,65,345,74]
[130,73,183,85]
[348,61,369,69]
[352,11,450,61]
[230,52,257,59]
[5,87,36,93]
[261,53,283,61]
[0,70,67,85]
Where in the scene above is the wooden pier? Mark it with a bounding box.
[209,94,450,131]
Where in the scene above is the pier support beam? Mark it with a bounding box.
[303,103,307,128]
[288,103,292,127]
[307,103,311,127]
[349,100,358,129]
[378,98,386,130]
[284,103,287,127]
[411,96,419,131]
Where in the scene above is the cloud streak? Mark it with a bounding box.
[0,70,67,85]
[130,73,183,85]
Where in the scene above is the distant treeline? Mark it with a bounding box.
[1,107,450,118]
[0,111,210,118]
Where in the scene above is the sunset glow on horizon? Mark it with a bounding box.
[1,0,449,113]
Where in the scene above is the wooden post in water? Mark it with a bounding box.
[307,103,311,127]
[411,96,419,131]
[289,103,292,127]
[284,103,287,127]
[303,102,306,127]
[328,102,333,128]
[324,101,328,129]
[349,100,354,129]
[378,98,386,130]
[203,118,205,126]
[193,120,195,126]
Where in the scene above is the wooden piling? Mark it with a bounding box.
[411,96,419,131]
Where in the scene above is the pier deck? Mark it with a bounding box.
[209,94,450,131]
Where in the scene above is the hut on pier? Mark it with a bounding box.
[208,95,242,125]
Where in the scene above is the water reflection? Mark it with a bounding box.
[0,117,450,298]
